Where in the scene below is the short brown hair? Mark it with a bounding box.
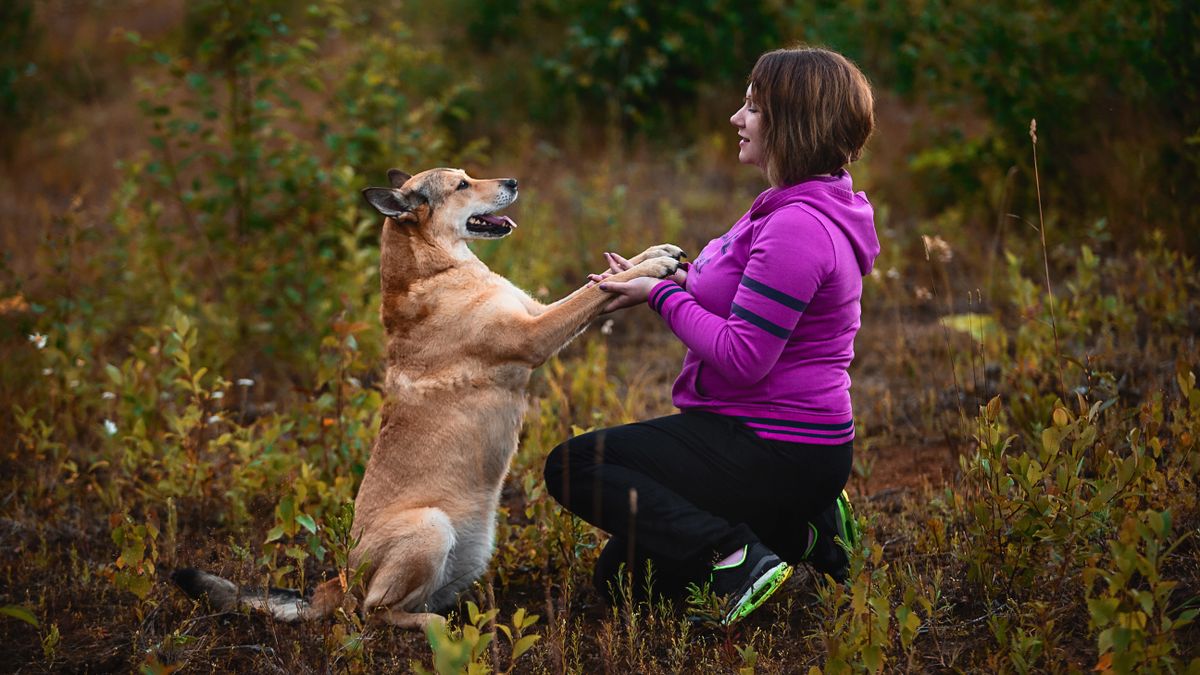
[749,47,875,186]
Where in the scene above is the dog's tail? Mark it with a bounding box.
[171,568,347,622]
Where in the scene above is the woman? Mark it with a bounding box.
[543,46,879,625]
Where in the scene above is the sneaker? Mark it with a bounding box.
[710,542,793,625]
[806,490,860,583]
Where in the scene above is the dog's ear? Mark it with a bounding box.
[362,187,421,223]
[387,169,411,188]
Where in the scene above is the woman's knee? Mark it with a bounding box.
[542,440,570,501]
[543,429,621,504]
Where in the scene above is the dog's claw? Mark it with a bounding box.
[655,257,680,278]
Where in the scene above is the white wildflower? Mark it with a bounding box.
[211,390,225,399]
[237,378,255,387]
[886,267,900,280]
[102,419,118,436]
[915,286,933,301]
[102,391,116,400]
[206,415,222,424]
[28,333,47,349]
[348,377,362,388]
[600,319,614,335]
[42,368,53,376]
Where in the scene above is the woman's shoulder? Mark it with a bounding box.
[748,205,837,272]
[753,203,835,243]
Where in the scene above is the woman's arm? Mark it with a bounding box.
[648,210,835,386]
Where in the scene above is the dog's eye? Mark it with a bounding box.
[456,179,469,191]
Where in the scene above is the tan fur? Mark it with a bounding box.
[174,168,680,629]
[339,167,682,628]
[309,168,680,629]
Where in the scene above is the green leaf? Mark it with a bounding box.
[941,312,998,343]
[512,634,540,659]
[120,532,147,567]
[471,632,493,661]
[278,495,296,523]
[1041,427,1063,454]
[519,610,539,630]
[1097,627,1114,653]
[862,644,884,673]
[467,600,480,625]
[296,513,317,534]
[0,605,39,628]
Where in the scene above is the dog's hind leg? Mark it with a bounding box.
[422,514,494,612]
[358,506,456,626]
[377,606,447,630]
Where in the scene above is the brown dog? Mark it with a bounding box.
[174,168,683,629]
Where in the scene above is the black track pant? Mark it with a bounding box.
[543,411,852,602]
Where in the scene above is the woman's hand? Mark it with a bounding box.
[588,251,688,287]
[591,251,687,313]
[586,251,634,285]
[598,276,660,313]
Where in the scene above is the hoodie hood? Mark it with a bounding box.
[749,170,880,276]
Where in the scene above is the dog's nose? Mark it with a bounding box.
[503,179,518,190]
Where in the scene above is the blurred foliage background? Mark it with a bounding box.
[1,0,1197,672]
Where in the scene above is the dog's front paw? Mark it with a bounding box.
[637,244,687,262]
[634,255,681,279]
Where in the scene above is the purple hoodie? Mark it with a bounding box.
[647,170,879,445]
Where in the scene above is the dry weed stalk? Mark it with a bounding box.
[1030,119,1066,397]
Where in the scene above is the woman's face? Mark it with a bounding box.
[730,84,764,169]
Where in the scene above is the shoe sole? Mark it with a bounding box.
[722,561,793,625]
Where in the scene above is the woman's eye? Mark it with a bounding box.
[457,180,469,190]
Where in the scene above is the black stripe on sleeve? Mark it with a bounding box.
[730,302,790,339]
[653,286,685,312]
[740,274,809,311]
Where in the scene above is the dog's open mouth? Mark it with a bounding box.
[466,213,517,237]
